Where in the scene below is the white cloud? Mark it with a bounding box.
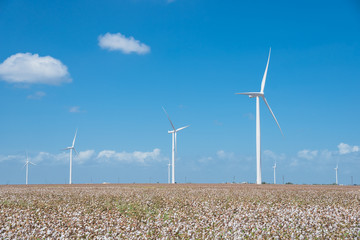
[216,150,234,160]
[76,150,95,164]
[290,157,299,167]
[0,53,71,85]
[243,113,255,120]
[263,150,286,161]
[27,91,46,100]
[0,154,23,162]
[320,149,333,160]
[297,149,318,160]
[337,143,359,155]
[32,152,68,164]
[198,156,213,163]
[69,106,82,113]
[98,33,150,54]
[97,148,163,164]
[32,150,94,165]
[214,120,223,126]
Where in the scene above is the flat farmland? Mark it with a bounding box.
[1,184,359,239]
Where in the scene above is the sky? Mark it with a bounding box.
[0,0,360,185]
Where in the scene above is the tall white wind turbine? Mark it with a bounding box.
[236,48,283,184]
[162,107,189,184]
[334,164,338,185]
[273,161,276,184]
[63,129,78,184]
[24,151,36,185]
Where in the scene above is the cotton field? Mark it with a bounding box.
[0,184,359,239]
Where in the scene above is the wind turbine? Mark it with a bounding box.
[236,48,283,184]
[63,129,78,184]
[167,161,171,184]
[273,161,276,184]
[24,151,36,185]
[162,107,189,184]
[334,164,338,185]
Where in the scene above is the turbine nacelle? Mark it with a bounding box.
[236,92,264,98]
[23,161,36,168]
[168,125,190,134]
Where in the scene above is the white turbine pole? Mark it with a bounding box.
[256,96,261,184]
[335,164,338,185]
[69,148,73,185]
[63,129,78,185]
[273,162,276,184]
[26,155,29,185]
[236,48,283,185]
[168,162,171,184]
[172,132,175,184]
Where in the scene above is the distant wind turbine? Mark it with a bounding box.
[162,107,189,184]
[236,48,283,185]
[24,151,36,185]
[335,164,338,185]
[63,129,78,184]
[167,161,171,184]
[273,161,276,184]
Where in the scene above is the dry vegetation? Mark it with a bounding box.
[0,184,359,239]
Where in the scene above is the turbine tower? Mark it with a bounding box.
[63,129,78,184]
[24,151,36,185]
[273,161,276,184]
[167,161,171,184]
[236,48,283,184]
[162,107,189,184]
[335,164,338,185]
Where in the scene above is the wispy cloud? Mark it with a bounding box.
[27,91,46,100]
[97,148,163,164]
[32,152,68,164]
[98,33,150,54]
[0,154,24,163]
[216,150,235,160]
[69,106,83,113]
[337,142,359,155]
[0,53,71,85]
[214,120,223,126]
[2,148,165,166]
[289,142,359,167]
[297,149,318,160]
[76,150,95,164]
[263,150,286,161]
[198,156,213,163]
[243,113,255,120]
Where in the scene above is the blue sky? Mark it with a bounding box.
[0,0,360,185]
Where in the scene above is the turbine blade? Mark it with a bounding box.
[72,129,78,147]
[176,125,189,132]
[73,148,79,156]
[262,96,283,136]
[235,92,261,96]
[29,162,36,165]
[260,48,271,93]
[162,107,176,130]
[62,147,71,151]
